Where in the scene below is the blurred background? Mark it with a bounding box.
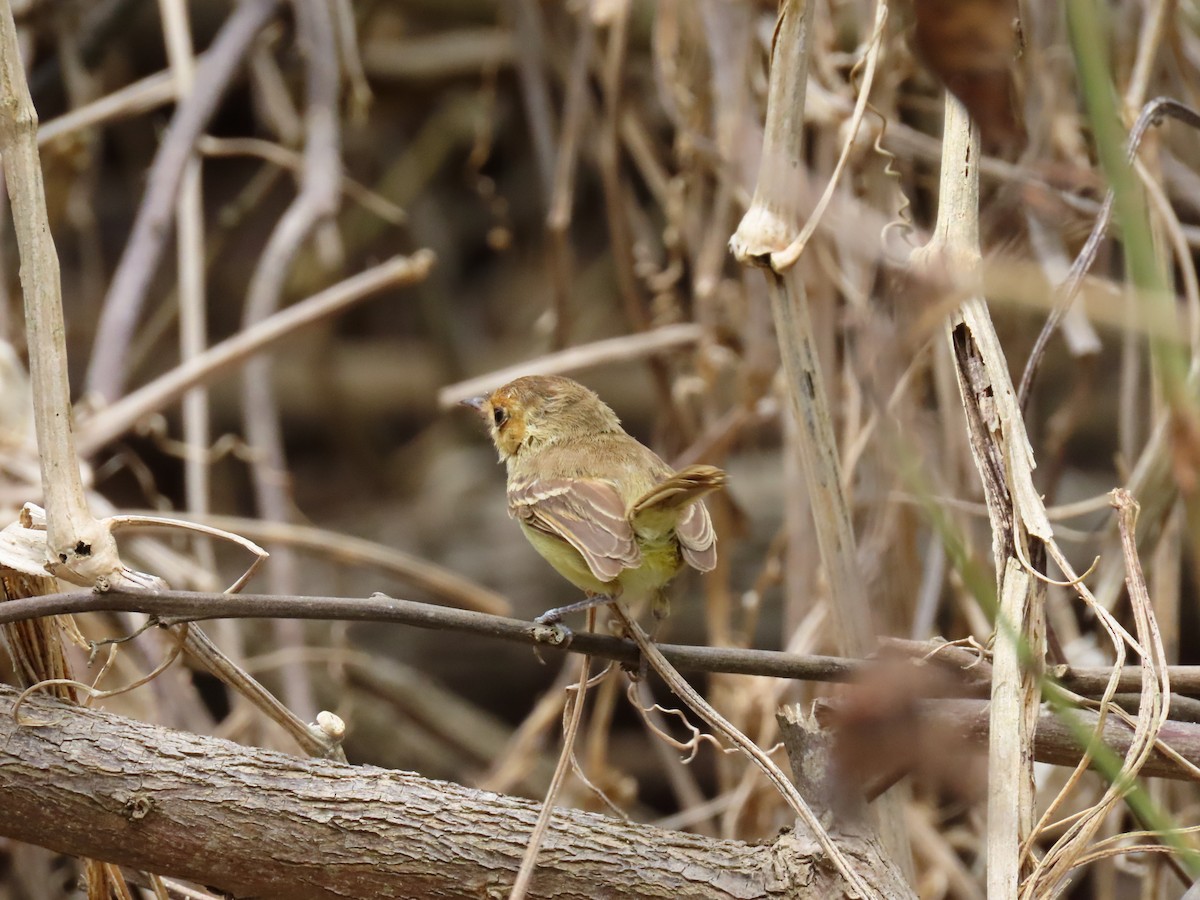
[2,0,1200,897]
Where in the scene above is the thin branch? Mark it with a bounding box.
[609,603,911,898]
[77,251,436,456]
[176,622,343,760]
[240,0,342,720]
[2,589,1194,698]
[507,0,557,205]
[37,67,176,145]
[121,510,511,615]
[437,323,704,408]
[86,0,282,402]
[198,136,406,225]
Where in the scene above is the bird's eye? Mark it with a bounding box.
[493,407,508,427]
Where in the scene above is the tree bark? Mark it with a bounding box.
[0,686,900,899]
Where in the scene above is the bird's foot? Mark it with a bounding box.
[650,590,670,624]
[534,593,614,625]
[531,593,616,645]
[531,620,573,647]
[533,608,563,626]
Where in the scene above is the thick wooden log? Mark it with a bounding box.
[0,685,907,899]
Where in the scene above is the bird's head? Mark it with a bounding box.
[462,375,622,461]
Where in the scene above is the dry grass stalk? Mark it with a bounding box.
[910,92,1047,900]
[239,0,342,721]
[0,1,162,594]
[1023,491,1177,896]
[6,0,1200,895]
[730,0,912,877]
[438,323,704,408]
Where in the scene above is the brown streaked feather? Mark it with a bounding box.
[675,502,718,572]
[508,476,641,582]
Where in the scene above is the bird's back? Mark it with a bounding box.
[517,431,673,504]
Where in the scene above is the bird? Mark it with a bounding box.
[462,374,725,624]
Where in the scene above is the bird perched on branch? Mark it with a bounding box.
[463,375,725,624]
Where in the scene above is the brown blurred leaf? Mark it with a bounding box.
[817,659,987,804]
[911,0,1026,153]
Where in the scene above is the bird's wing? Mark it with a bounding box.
[674,501,717,573]
[508,476,640,582]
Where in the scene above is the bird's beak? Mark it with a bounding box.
[461,396,488,412]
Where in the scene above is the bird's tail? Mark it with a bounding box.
[631,464,726,518]
[633,465,726,620]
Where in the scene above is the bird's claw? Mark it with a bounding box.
[531,619,573,647]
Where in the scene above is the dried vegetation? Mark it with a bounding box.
[1,0,1200,897]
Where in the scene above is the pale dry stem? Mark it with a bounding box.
[0,0,161,593]
[157,0,232,687]
[770,0,888,273]
[729,0,911,875]
[544,7,594,348]
[914,92,1047,900]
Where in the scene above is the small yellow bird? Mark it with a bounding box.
[463,375,725,623]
